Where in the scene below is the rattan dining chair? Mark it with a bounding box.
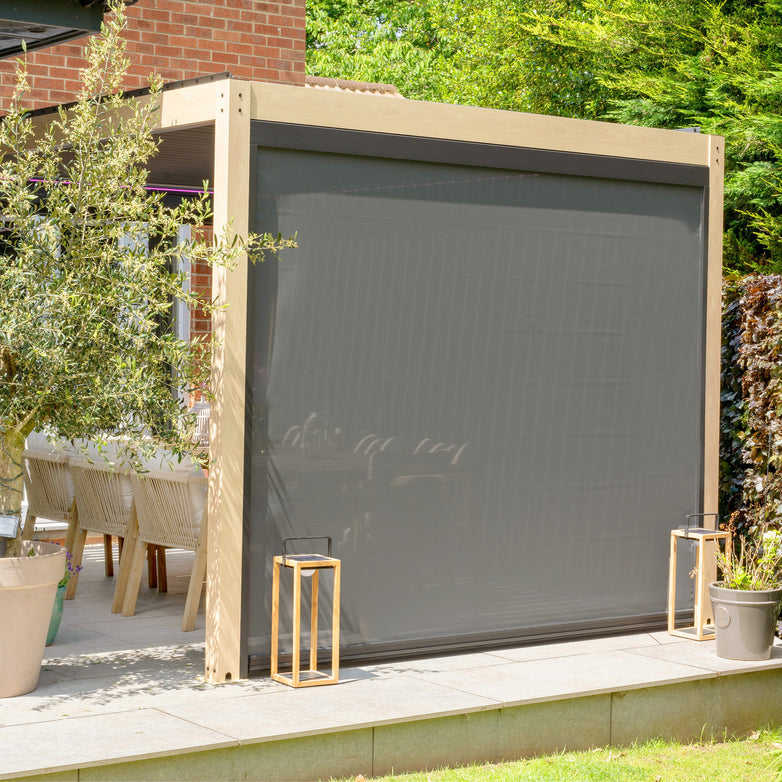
[68,440,138,602]
[121,450,207,631]
[21,432,77,547]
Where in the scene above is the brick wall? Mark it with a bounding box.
[0,0,306,110]
[190,227,213,351]
[185,225,213,402]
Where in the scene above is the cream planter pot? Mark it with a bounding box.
[0,541,65,697]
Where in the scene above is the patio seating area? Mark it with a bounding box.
[21,433,208,632]
[3,542,782,782]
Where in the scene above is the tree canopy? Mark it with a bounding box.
[526,0,782,274]
[307,0,450,101]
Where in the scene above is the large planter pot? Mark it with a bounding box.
[709,581,782,661]
[0,541,65,697]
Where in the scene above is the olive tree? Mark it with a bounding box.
[0,2,284,556]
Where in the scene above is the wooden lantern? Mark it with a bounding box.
[668,513,729,641]
[271,537,341,688]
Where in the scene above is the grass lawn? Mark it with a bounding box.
[345,731,782,781]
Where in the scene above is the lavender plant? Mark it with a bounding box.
[57,549,83,589]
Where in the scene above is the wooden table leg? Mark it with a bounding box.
[157,546,167,593]
[104,534,114,577]
[147,545,158,589]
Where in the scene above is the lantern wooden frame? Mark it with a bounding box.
[270,553,341,688]
[668,523,729,641]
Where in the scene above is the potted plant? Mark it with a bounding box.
[709,516,782,660]
[0,2,288,697]
[46,550,82,647]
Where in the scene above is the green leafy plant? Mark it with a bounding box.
[516,0,782,276]
[307,0,451,103]
[717,511,782,591]
[0,1,292,558]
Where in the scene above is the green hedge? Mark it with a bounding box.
[720,276,782,534]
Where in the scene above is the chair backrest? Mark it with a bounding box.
[22,432,76,523]
[69,440,134,538]
[131,450,206,551]
[191,402,210,446]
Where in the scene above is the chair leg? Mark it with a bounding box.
[21,512,36,541]
[65,528,88,600]
[112,509,137,614]
[64,503,78,552]
[157,546,167,593]
[147,545,158,589]
[104,534,114,577]
[121,538,149,618]
[182,528,207,632]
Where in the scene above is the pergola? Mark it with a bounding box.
[31,75,723,683]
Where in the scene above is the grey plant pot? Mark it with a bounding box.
[709,582,782,661]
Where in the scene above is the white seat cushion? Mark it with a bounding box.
[25,431,76,457]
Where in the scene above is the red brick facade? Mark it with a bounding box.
[190,227,213,365]
[0,0,306,110]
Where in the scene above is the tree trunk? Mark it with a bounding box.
[0,428,25,558]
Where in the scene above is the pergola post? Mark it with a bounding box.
[206,79,251,683]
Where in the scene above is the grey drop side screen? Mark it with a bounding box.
[247,147,705,658]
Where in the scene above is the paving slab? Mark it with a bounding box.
[41,643,205,683]
[0,709,236,780]
[77,729,374,782]
[626,635,782,673]
[611,668,782,744]
[487,631,672,663]
[5,543,782,782]
[646,629,692,645]
[159,671,501,743]
[1,645,274,727]
[72,614,205,645]
[360,650,512,677]
[408,649,722,707]
[0,672,287,727]
[43,624,133,658]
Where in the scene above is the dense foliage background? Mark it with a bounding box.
[721,278,782,532]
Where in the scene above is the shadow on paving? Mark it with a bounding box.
[35,643,209,710]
